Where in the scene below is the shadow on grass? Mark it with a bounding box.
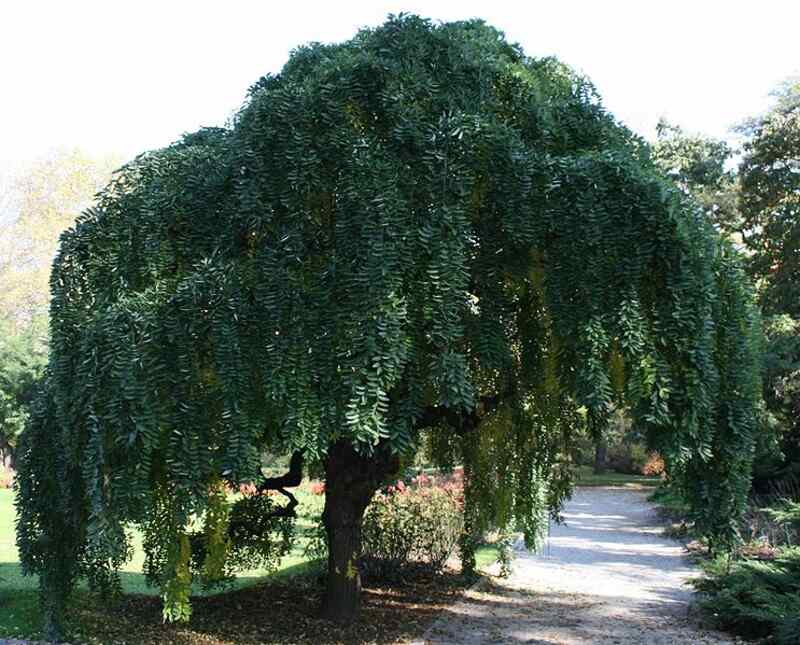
[0,559,327,641]
[0,558,475,643]
[46,564,475,645]
[0,563,42,639]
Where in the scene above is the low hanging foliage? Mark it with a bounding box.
[15,14,761,637]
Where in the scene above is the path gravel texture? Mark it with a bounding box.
[422,487,740,645]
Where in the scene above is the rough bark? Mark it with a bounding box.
[321,441,398,622]
[593,440,608,475]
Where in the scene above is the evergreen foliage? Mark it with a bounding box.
[694,548,800,643]
[0,318,47,465]
[14,15,761,636]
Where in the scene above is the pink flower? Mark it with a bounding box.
[238,483,258,496]
[310,481,326,495]
[396,480,406,492]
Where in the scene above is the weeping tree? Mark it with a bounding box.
[16,15,761,638]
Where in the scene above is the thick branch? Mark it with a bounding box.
[259,450,304,491]
[257,450,304,518]
[267,488,299,518]
[413,386,515,434]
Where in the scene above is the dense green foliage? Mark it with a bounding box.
[739,78,800,318]
[15,15,762,637]
[0,318,46,465]
[652,119,739,234]
[670,190,800,645]
[739,80,800,486]
[756,315,800,482]
[695,547,800,643]
[652,87,800,490]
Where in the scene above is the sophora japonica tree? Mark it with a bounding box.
[16,15,761,638]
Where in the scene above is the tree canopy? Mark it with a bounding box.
[738,77,800,317]
[652,119,740,236]
[15,15,761,638]
[738,78,800,482]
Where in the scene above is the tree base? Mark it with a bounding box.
[321,441,398,622]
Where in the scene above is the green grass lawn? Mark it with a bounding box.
[0,487,327,639]
[575,465,661,487]
[0,486,503,640]
[0,488,40,637]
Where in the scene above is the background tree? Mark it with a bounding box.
[0,317,46,467]
[738,77,800,317]
[652,79,800,489]
[738,78,800,484]
[0,151,116,471]
[757,315,800,482]
[652,118,740,237]
[15,16,761,639]
[0,149,119,330]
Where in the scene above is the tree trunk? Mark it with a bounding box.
[321,441,398,622]
[593,439,607,474]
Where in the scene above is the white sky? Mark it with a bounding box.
[1,0,798,167]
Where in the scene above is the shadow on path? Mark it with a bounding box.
[421,487,736,645]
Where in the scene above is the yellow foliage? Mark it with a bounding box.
[0,149,119,330]
[609,342,626,396]
[346,557,358,580]
[201,480,231,583]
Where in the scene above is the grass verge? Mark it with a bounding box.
[575,465,661,488]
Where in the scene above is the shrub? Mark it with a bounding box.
[766,499,800,534]
[606,442,664,476]
[306,473,464,579]
[361,474,463,579]
[607,441,647,474]
[224,493,295,572]
[693,547,800,643]
[650,484,691,521]
[641,452,665,476]
[181,492,295,590]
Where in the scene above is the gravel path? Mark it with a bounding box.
[422,487,740,644]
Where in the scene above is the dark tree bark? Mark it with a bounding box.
[257,450,304,519]
[593,439,607,474]
[321,441,398,622]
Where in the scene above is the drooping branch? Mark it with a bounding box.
[259,449,304,490]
